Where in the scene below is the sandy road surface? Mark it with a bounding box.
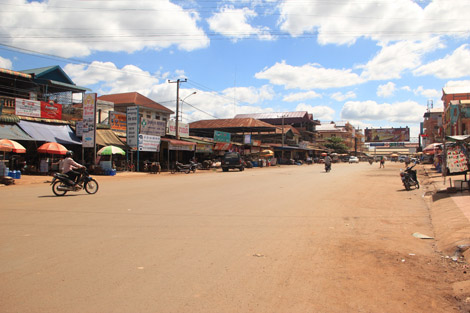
[0,163,468,312]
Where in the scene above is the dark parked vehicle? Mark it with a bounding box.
[221,152,244,172]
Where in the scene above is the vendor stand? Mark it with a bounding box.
[444,135,470,190]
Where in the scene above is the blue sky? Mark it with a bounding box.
[1,0,470,140]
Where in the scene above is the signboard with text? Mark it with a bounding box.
[167,120,189,137]
[214,130,231,143]
[109,111,127,131]
[126,106,139,148]
[141,118,166,136]
[15,98,62,119]
[82,93,96,148]
[365,127,410,142]
[138,134,161,152]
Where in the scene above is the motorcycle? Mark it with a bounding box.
[400,163,419,191]
[51,168,99,196]
[171,161,197,174]
[325,163,331,172]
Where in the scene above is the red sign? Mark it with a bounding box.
[40,101,62,119]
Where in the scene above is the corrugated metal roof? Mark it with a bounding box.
[189,118,276,130]
[234,111,308,119]
[98,92,174,114]
[0,68,32,79]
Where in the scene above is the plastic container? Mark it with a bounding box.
[15,171,21,179]
[8,170,14,178]
[111,169,116,176]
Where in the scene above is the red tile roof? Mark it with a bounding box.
[98,92,173,114]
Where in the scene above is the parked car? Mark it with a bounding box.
[348,156,359,163]
[221,152,244,172]
[398,155,407,162]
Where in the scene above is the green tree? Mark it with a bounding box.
[324,137,349,154]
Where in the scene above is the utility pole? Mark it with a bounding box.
[168,78,187,139]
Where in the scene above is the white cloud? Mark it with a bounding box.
[341,100,426,123]
[414,44,470,78]
[277,0,470,45]
[377,82,396,97]
[0,56,12,69]
[413,86,439,98]
[255,60,363,90]
[358,38,442,81]
[283,91,322,102]
[331,91,356,101]
[64,62,160,95]
[0,0,209,58]
[296,103,335,120]
[222,85,275,104]
[207,5,273,41]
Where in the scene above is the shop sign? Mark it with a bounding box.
[126,106,139,148]
[15,98,41,117]
[196,143,213,153]
[41,101,62,119]
[169,143,195,151]
[109,111,127,131]
[141,118,166,136]
[82,93,97,148]
[214,130,231,143]
[252,139,261,147]
[138,134,160,152]
[244,134,251,144]
[167,120,189,137]
[76,121,83,137]
[214,142,232,150]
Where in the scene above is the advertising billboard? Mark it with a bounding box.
[82,93,96,148]
[365,127,410,142]
[126,106,139,148]
[109,111,127,131]
[15,98,62,119]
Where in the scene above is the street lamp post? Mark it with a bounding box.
[180,91,197,122]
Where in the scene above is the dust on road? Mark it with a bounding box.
[0,162,468,312]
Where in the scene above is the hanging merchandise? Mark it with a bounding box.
[446,144,469,174]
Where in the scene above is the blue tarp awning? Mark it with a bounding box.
[0,123,34,141]
[17,120,82,145]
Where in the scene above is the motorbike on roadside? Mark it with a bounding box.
[400,162,419,191]
[171,161,197,174]
[51,167,99,196]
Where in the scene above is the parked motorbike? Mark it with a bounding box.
[51,168,99,196]
[171,161,197,174]
[400,163,419,191]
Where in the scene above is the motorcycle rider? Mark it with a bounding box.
[62,150,85,185]
[324,154,332,172]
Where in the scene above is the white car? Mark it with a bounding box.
[348,156,359,163]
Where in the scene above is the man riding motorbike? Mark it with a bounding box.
[324,154,332,172]
[62,150,85,185]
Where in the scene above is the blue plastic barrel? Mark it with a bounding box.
[8,170,14,178]
[111,169,116,176]
[15,171,21,179]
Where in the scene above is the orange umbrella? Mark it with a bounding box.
[0,139,26,153]
[37,142,68,155]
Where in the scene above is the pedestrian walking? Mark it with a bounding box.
[379,156,385,168]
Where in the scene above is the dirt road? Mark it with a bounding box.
[0,163,468,312]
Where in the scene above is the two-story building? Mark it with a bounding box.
[442,86,470,136]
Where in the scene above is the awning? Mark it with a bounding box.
[161,138,196,151]
[214,142,232,150]
[17,120,81,145]
[96,129,127,149]
[0,123,34,141]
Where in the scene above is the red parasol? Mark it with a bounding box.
[37,142,68,155]
[0,139,26,153]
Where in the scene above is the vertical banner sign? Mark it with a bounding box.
[126,106,139,148]
[82,93,97,148]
